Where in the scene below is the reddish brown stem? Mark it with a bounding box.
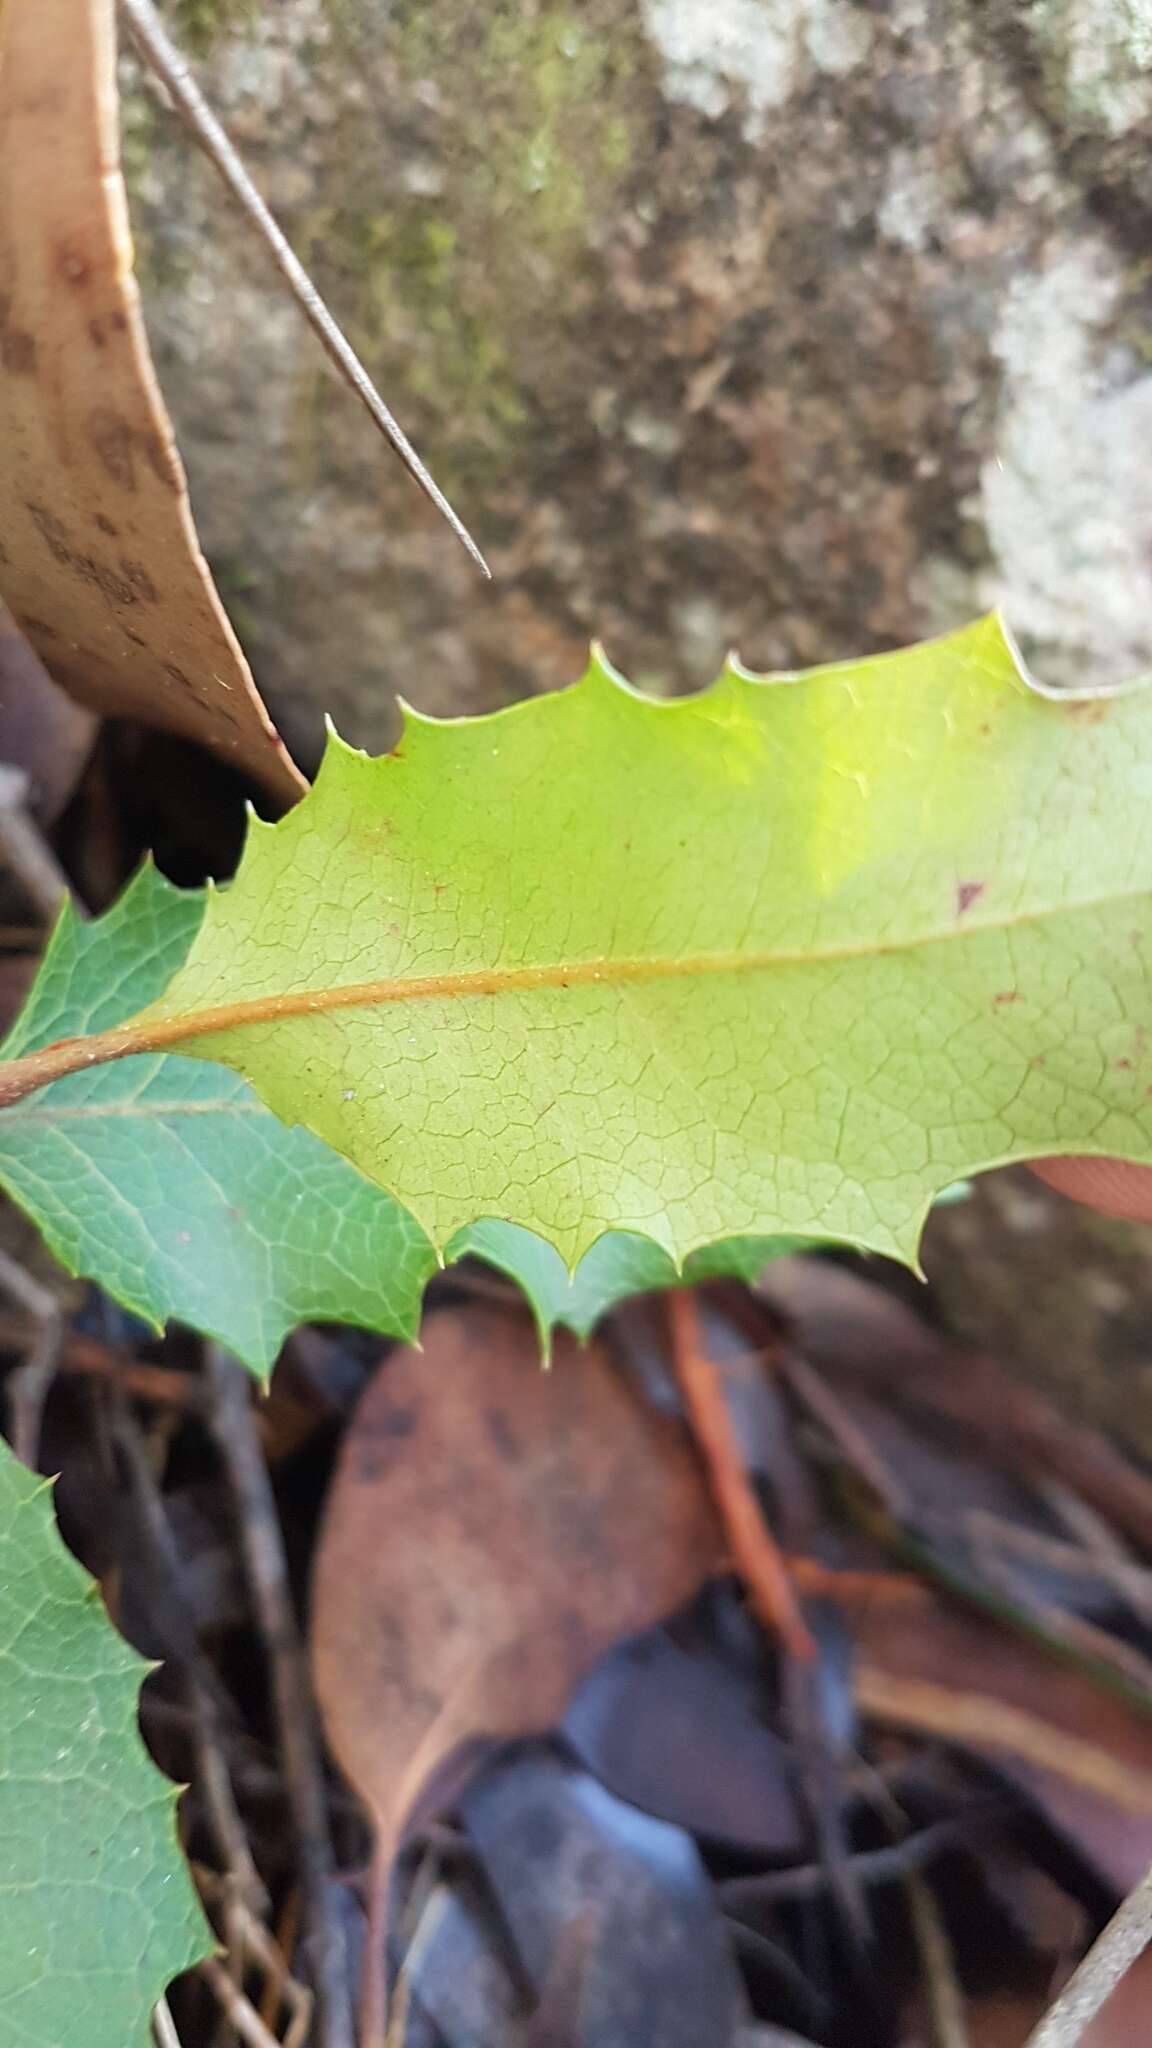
[667,1287,814,1661]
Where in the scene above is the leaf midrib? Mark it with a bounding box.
[0,886,1141,1114]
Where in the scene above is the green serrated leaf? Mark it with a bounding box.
[0,870,793,1359]
[450,1220,808,1343]
[0,868,438,1373]
[93,612,1152,1270]
[0,1437,209,2046]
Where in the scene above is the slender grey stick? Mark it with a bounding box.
[0,766,82,926]
[207,1345,354,2048]
[108,1386,268,1913]
[117,0,490,579]
[152,1998,183,2048]
[1025,1862,1152,2048]
[0,1243,63,1468]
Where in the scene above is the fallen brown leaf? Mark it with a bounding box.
[854,1599,1152,1890]
[310,1303,722,2027]
[0,0,304,807]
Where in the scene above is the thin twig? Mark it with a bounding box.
[1025,1863,1152,2048]
[0,1312,204,1407]
[778,1346,910,1519]
[0,765,82,925]
[109,1388,268,1912]
[195,1867,313,2048]
[207,1345,354,2048]
[116,0,489,579]
[153,1998,184,2048]
[786,1554,926,1608]
[0,1244,64,1467]
[720,1806,1008,1912]
[202,1958,284,2048]
[907,1866,971,2048]
[666,1289,813,1660]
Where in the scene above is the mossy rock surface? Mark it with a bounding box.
[123,0,1152,766]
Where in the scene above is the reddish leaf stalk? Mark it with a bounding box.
[667,1287,815,1661]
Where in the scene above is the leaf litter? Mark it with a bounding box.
[11,1236,1152,2046]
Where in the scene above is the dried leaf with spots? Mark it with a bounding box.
[0,0,304,806]
[310,1302,721,2020]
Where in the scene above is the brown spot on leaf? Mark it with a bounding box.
[26,500,72,564]
[1064,696,1112,724]
[0,295,36,375]
[956,880,985,916]
[56,242,91,288]
[993,990,1019,1006]
[26,503,150,608]
[120,559,158,604]
[87,406,138,491]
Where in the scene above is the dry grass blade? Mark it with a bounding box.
[0,0,304,805]
[208,1347,354,2048]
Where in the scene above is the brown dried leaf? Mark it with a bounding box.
[0,0,304,806]
[854,1599,1152,1890]
[310,1302,722,1873]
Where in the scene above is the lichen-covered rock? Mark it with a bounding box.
[124,0,1152,762]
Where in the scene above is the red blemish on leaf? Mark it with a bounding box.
[993,991,1019,1006]
[956,880,985,916]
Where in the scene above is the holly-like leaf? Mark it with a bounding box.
[5,615,1152,1273]
[0,872,788,1365]
[0,1437,209,2045]
[0,869,438,1373]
